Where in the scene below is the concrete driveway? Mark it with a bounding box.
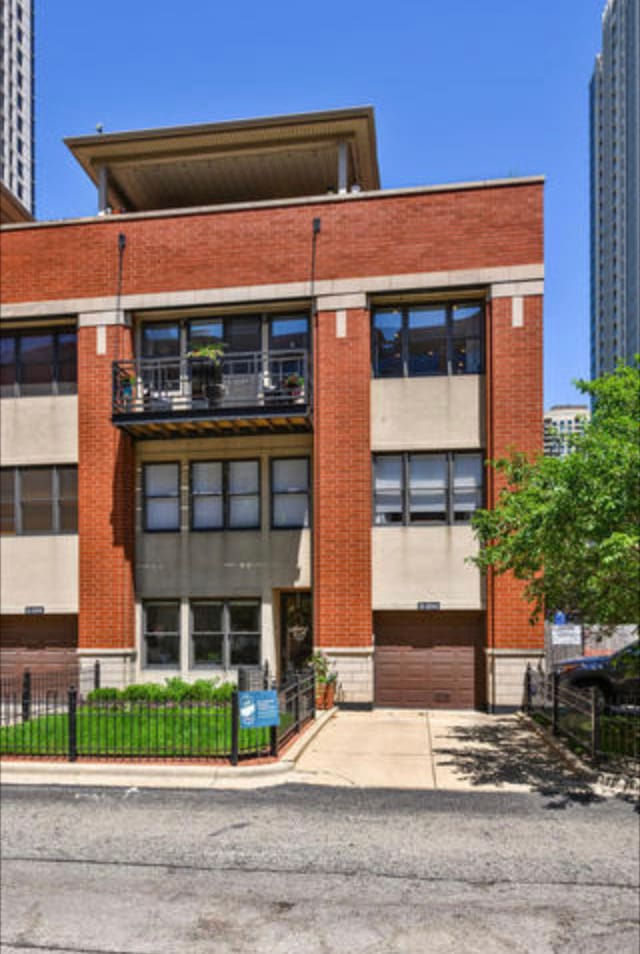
[295,708,592,793]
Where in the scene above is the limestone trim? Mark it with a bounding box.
[77,649,137,656]
[317,293,367,311]
[485,648,545,656]
[1,265,545,320]
[318,646,374,655]
[488,281,544,299]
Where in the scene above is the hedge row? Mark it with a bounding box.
[86,677,235,704]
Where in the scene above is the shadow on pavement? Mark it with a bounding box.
[431,717,608,807]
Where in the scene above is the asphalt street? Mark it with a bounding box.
[1,783,638,954]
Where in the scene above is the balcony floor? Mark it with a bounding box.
[112,405,312,439]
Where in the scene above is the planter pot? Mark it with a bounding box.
[315,681,336,710]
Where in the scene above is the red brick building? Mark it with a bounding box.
[0,108,544,708]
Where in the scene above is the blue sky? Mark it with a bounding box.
[35,0,605,406]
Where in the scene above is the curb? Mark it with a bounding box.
[0,710,337,791]
[518,711,640,797]
[281,707,336,763]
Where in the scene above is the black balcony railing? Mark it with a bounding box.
[112,350,310,419]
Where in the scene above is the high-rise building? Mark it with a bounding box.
[543,405,591,457]
[0,0,34,221]
[590,0,640,377]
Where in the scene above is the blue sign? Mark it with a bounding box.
[554,610,567,625]
[238,690,280,729]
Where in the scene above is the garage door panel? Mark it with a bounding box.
[374,617,481,708]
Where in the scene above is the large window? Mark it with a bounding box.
[372,302,484,377]
[0,466,78,535]
[143,602,181,667]
[373,453,483,526]
[271,458,310,528]
[191,600,261,669]
[140,314,308,359]
[190,460,260,530]
[143,463,181,532]
[1,329,77,397]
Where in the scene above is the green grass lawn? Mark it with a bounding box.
[0,704,281,758]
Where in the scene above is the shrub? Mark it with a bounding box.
[121,683,168,703]
[85,678,237,705]
[86,687,120,703]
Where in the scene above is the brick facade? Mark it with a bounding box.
[1,176,545,704]
[486,295,544,651]
[313,307,372,649]
[77,323,135,650]
[0,184,543,304]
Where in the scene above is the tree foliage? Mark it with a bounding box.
[471,360,640,627]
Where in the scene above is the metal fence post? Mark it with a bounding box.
[94,660,101,690]
[590,687,600,760]
[231,690,239,766]
[551,671,559,736]
[68,686,78,762]
[294,674,301,734]
[523,664,532,714]
[311,670,316,719]
[21,670,31,723]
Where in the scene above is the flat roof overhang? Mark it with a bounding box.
[112,408,313,439]
[65,107,380,213]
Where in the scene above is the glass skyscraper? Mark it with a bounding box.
[590,0,639,377]
[0,0,34,213]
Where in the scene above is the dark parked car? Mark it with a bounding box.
[555,640,640,708]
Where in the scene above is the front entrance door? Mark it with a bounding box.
[280,591,313,677]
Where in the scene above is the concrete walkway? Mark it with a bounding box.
[1,709,600,795]
[294,708,594,794]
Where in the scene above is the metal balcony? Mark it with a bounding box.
[112,350,311,438]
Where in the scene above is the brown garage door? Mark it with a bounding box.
[0,614,78,679]
[374,611,484,709]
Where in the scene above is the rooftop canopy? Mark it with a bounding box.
[65,106,380,214]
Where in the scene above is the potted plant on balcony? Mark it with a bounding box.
[119,370,137,409]
[284,372,305,403]
[308,651,338,710]
[187,342,226,405]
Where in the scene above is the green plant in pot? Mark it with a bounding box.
[283,371,305,403]
[308,650,338,710]
[187,342,226,403]
[187,342,226,365]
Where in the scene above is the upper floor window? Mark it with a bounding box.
[143,463,181,532]
[373,452,483,526]
[372,302,484,378]
[271,458,310,528]
[1,329,77,398]
[0,466,78,535]
[190,460,260,530]
[140,313,309,360]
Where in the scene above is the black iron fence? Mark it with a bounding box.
[524,666,640,766]
[0,667,316,763]
[112,350,310,417]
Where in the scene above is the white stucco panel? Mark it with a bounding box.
[371,376,484,451]
[0,396,78,465]
[372,526,483,610]
[0,535,79,613]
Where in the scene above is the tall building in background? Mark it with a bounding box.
[591,0,639,377]
[0,0,34,221]
[543,405,591,457]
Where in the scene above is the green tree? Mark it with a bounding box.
[471,360,640,628]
